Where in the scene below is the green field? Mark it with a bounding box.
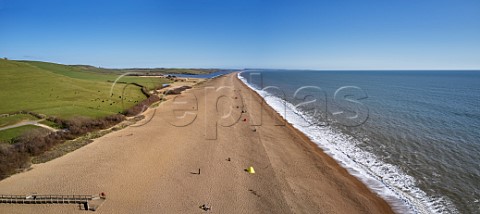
[0,59,173,141]
[0,59,170,119]
[21,61,169,87]
[22,60,219,77]
[0,125,46,143]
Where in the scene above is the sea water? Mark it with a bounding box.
[239,70,480,214]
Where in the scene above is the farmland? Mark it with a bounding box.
[0,59,173,141]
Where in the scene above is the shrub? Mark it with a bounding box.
[124,95,160,116]
[0,144,29,179]
[164,86,192,95]
[0,114,126,179]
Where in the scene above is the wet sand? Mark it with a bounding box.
[0,73,393,213]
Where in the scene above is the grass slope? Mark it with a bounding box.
[0,59,169,119]
[22,60,219,76]
[22,61,168,89]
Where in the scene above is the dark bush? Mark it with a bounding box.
[13,129,50,155]
[141,87,150,97]
[164,86,192,95]
[124,95,160,116]
[12,111,46,119]
[0,144,29,179]
[164,85,192,95]
[0,114,126,179]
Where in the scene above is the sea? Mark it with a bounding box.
[167,70,233,79]
[238,70,480,214]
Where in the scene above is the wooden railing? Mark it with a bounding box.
[0,193,106,211]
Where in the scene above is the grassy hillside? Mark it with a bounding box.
[21,61,168,89]
[0,59,170,119]
[21,60,220,76]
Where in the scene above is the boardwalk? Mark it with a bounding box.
[0,194,106,211]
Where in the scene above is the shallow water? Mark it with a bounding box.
[240,70,480,214]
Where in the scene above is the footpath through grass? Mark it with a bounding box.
[0,125,47,143]
[0,114,39,128]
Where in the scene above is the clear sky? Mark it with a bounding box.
[1,0,479,69]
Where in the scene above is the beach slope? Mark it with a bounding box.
[0,73,392,213]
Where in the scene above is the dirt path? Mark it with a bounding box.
[0,120,57,132]
[0,73,393,213]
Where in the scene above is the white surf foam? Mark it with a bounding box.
[238,72,457,214]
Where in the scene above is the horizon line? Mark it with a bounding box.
[5,59,480,71]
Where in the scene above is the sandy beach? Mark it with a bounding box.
[0,73,393,213]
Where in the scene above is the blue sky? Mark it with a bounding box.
[0,0,479,69]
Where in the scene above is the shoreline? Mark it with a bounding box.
[0,72,394,213]
[234,72,395,213]
[236,71,451,213]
